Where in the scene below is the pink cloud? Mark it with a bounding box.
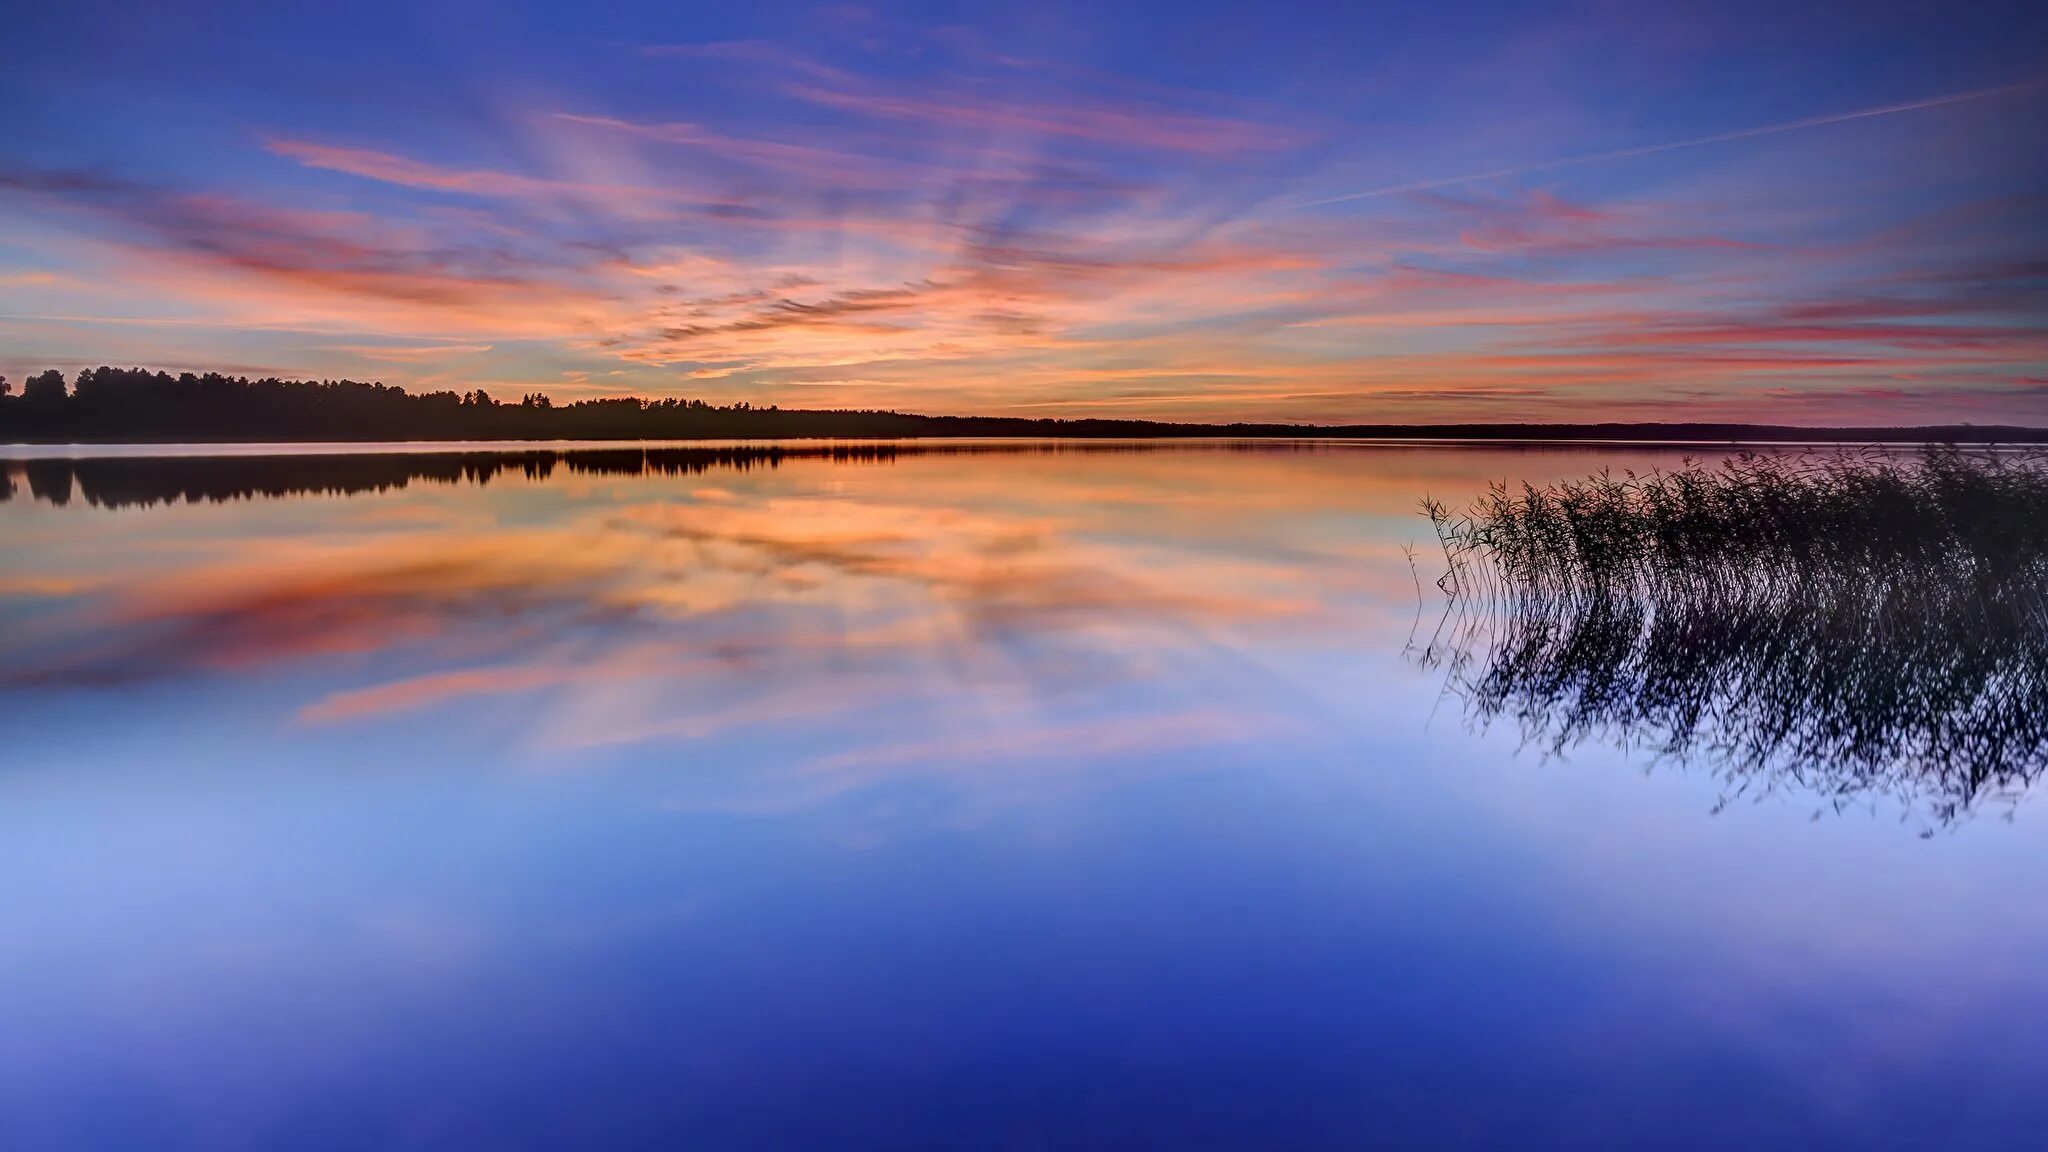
[781,83,1304,154]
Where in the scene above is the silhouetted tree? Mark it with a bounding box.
[0,443,1365,509]
[22,369,66,406]
[23,458,73,505]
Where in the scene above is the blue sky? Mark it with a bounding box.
[2,0,2044,422]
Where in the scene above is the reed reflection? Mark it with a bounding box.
[1416,448,2048,828]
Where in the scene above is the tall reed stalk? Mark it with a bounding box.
[1418,447,2048,829]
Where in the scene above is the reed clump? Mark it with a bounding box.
[1418,447,2048,829]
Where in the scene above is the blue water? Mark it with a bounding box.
[1,442,2041,1149]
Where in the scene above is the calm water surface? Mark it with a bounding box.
[2,442,2042,1149]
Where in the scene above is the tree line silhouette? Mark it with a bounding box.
[0,446,872,508]
[0,441,1322,509]
[3,366,2044,443]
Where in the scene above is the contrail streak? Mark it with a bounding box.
[1296,79,2040,209]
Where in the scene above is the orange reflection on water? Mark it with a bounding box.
[0,442,1705,765]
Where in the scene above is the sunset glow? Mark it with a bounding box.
[4,1,2043,423]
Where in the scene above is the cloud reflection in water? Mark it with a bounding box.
[0,445,1379,790]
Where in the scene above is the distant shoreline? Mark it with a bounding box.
[11,423,2048,449]
[7,427,2048,448]
[3,366,2043,445]
[10,438,2039,511]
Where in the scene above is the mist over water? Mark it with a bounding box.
[2,441,2044,1150]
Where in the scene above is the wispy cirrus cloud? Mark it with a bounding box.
[640,39,861,84]
[4,12,2043,423]
[1294,79,2044,207]
[647,36,1302,155]
[779,82,1299,154]
[261,138,711,223]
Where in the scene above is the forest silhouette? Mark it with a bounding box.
[0,441,1331,509]
[4,366,2044,444]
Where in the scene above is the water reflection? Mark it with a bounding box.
[0,444,1356,777]
[1416,449,2048,828]
[5,443,2047,1149]
[0,441,1324,510]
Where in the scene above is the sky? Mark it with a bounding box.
[1,0,2044,424]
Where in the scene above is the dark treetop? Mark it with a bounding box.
[3,367,2044,444]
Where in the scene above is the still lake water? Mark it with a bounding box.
[1,440,2042,1149]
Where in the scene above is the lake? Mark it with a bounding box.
[2,440,2043,1150]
